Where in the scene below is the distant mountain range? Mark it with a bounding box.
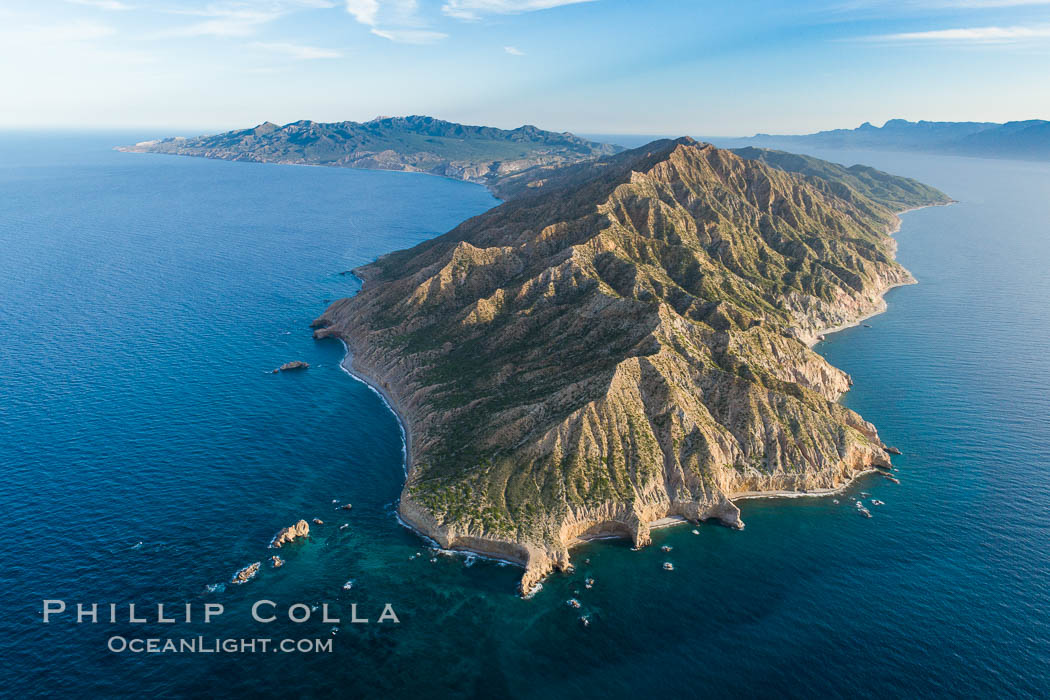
[738,119,1050,160]
[119,116,621,195]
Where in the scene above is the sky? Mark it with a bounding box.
[2,0,1050,136]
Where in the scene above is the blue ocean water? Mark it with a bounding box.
[1,133,1047,698]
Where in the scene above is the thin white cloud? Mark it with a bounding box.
[252,41,343,58]
[344,0,588,43]
[836,0,1050,9]
[0,19,153,64]
[442,0,595,20]
[65,0,133,9]
[370,27,448,43]
[504,45,524,55]
[920,0,1050,6]
[345,0,380,25]
[0,12,157,129]
[162,1,335,38]
[344,0,424,26]
[826,0,1050,24]
[958,0,1050,5]
[8,20,117,43]
[346,1,449,42]
[161,15,280,38]
[870,24,1050,42]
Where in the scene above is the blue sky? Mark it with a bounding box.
[3,0,1050,135]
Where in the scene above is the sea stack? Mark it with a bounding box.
[270,519,310,548]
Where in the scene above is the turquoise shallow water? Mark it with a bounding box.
[1,133,1048,698]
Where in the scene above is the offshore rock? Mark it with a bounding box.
[270,520,310,548]
[231,562,260,584]
[273,361,309,373]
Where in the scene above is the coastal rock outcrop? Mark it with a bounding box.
[273,361,309,373]
[312,138,948,593]
[270,520,310,548]
[231,562,260,584]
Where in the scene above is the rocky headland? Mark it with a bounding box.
[311,137,951,593]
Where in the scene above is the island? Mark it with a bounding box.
[310,136,951,593]
[118,115,621,193]
[736,118,1050,161]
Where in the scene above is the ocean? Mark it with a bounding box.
[1,133,1047,698]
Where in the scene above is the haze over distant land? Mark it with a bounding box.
[732,119,1050,161]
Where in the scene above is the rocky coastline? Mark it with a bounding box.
[797,202,954,347]
[326,295,897,594]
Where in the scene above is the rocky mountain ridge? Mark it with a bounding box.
[311,137,951,592]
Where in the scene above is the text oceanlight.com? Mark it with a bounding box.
[107,637,333,654]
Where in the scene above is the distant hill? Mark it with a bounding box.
[119,116,622,194]
[737,119,1050,161]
